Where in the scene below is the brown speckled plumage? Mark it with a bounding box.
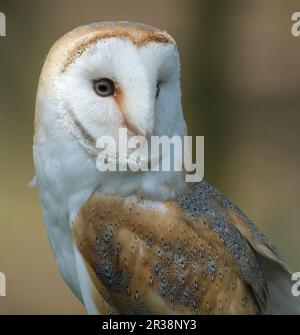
[72,180,282,315]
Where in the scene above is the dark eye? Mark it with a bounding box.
[93,78,115,97]
[156,81,161,99]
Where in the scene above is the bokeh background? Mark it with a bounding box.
[0,0,299,314]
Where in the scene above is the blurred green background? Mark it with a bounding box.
[0,0,299,314]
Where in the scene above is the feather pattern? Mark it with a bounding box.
[72,180,299,314]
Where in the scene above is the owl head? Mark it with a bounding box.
[34,22,187,199]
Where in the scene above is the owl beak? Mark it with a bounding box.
[123,105,155,138]
[122,116,141,136]
[116,86,155,137]
[117,77,156,137]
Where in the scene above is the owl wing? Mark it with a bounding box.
[72,180,299,315]
[182,181,299,314]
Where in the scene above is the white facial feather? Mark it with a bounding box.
[55,38,184,141]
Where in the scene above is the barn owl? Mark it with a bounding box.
[33,21,299,314]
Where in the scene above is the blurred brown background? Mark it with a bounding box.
[0,0,299,314]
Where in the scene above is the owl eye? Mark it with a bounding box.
[156,81,161,99]
[93,78,116,97]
